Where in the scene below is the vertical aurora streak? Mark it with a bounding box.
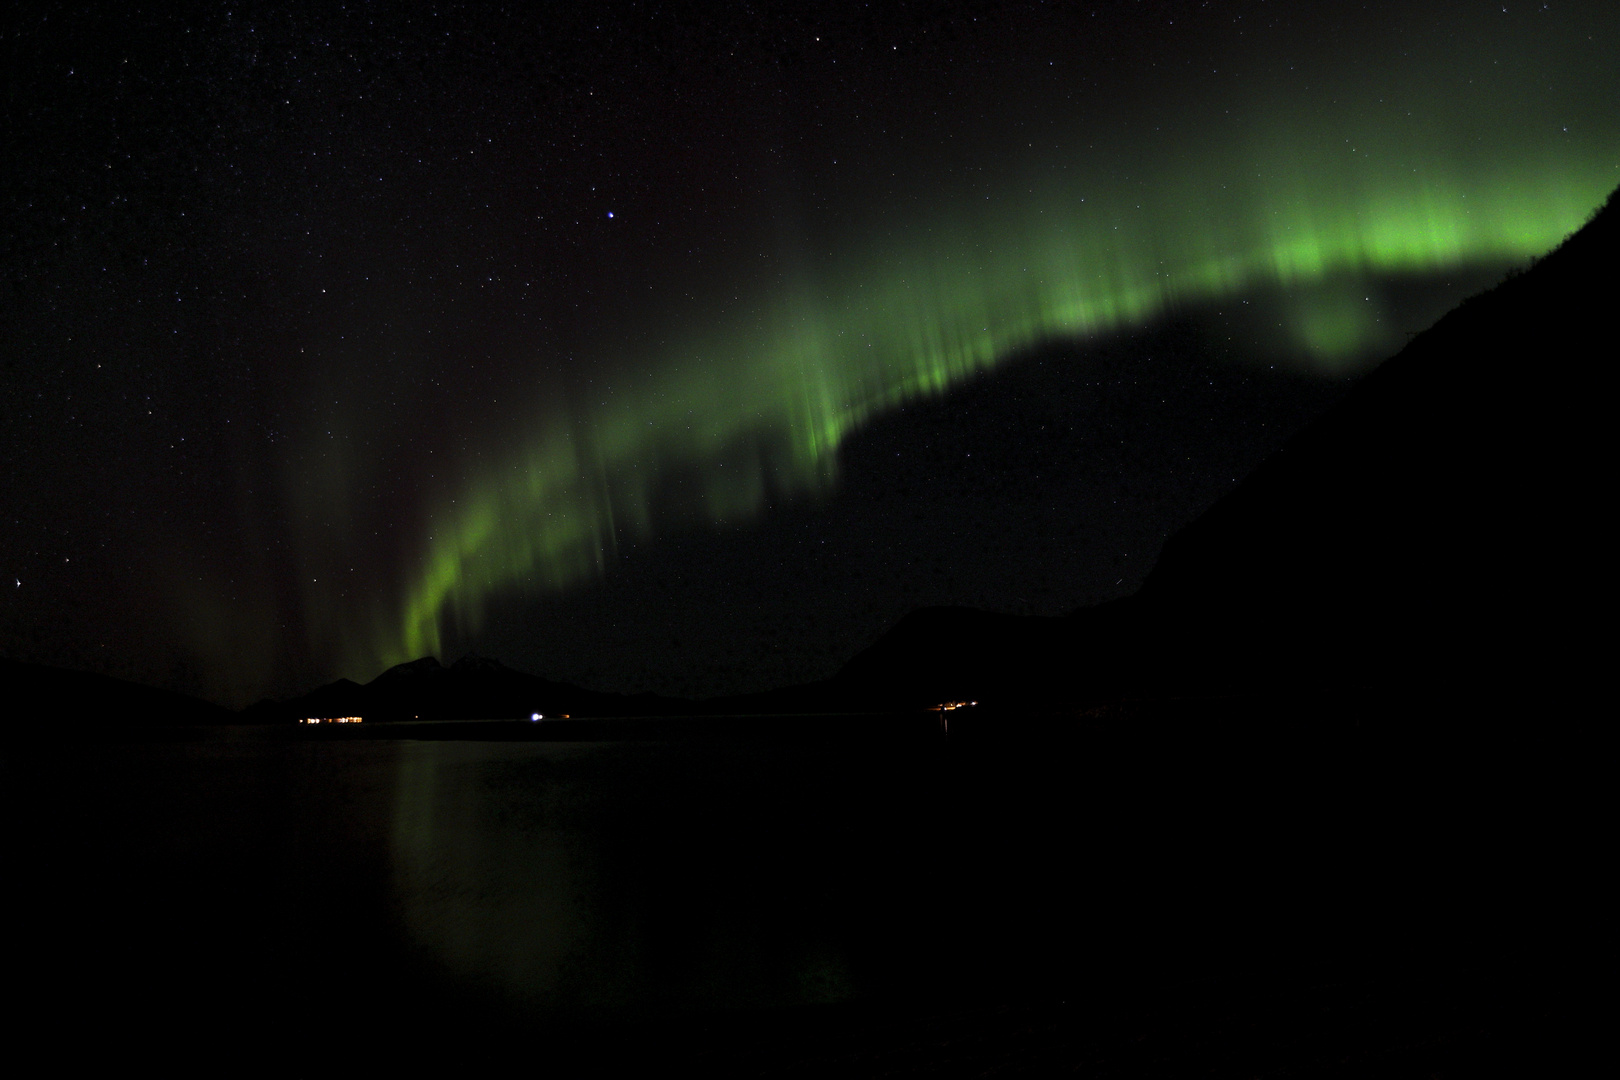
[377,142,1615,670]
[9,2,1620,705]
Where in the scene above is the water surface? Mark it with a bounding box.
[4,718,1571,1069]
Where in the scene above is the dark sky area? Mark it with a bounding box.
[3,1,1616,706]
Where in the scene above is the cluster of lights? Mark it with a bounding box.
[301,716,363,724]
[529,712,571,721]
[931,700,976,733]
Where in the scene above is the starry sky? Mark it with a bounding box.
[3,1,1615,707]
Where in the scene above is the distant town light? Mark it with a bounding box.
[302,716,363,724]
[531,712,542,721]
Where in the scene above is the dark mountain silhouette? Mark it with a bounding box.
[813,184,1617,716]
[2,657,234,726]
[405,182,1614,722]
[242,653,692,723]
[15,188,1612,727]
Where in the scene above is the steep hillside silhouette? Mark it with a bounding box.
[829,185,1617,714]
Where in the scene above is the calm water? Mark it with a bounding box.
[3,719,1580,1069]
[12,730,1101,1010]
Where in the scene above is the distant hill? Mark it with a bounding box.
[19,187,1613,727]
[817,184,1617,715]
[242,653,693,723]
[1,658,234,726]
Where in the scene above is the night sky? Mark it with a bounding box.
[4,1,1615,707]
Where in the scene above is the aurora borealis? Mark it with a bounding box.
[391,159,1609,669]
[4,1,1616,704]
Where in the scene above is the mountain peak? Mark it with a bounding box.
[450,654,510,674]
[370,656,443,684]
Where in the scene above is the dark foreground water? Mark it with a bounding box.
[2,715,1595,1074]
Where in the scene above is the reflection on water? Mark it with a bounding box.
[391,741,591,1005]
[4,720,1579,1071]
[363,730,1325,1012]
[389,740,865,1011]
[8,718,1558,1073]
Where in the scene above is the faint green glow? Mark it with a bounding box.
[1281,278,1388,362]
[377,173,1606,667]
[342,86,1617,671]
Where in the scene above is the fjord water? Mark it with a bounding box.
[5,718,1581,1069]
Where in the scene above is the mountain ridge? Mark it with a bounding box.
[239,653,694,723]
[11,186,1613,726]
[812,184,1617,715]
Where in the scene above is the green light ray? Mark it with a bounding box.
[378,170,1608,668]
[341,90,1617,672]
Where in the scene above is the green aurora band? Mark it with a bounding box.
[353,112,1617,674]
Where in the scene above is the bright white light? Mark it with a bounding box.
[531,712,542,721]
